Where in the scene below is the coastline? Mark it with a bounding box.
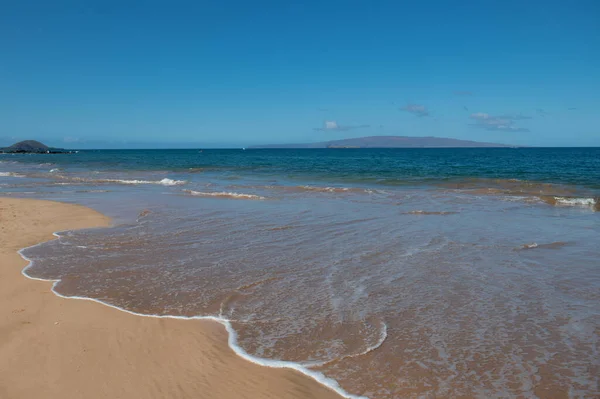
[0,197,344,399]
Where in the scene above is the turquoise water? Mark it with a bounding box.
[3,148,600,398]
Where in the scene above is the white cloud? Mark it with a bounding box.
[314,120,370,131]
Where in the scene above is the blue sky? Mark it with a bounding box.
[1,1,599,148]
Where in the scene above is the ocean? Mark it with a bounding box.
[2,148,599,398]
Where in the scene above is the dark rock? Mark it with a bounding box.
[0,140,74,154]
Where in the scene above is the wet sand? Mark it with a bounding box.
[0,197,342,399]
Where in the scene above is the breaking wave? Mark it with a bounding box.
[540,196,598,211]
[64,177,187,186]
[183,189,266,200]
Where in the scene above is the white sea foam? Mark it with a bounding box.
[301,185,350,192]
[0,172,23,177]
[522,243,538,249]
[49,168,61,173]
[92,178,187,186]
[40,175,187,186]
[18,233,367,399]
[297,185,387,195]
[553,196,596,207]
[157,178,186,186]
[183,189,266,200]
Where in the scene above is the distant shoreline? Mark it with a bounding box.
[248,135,515,149]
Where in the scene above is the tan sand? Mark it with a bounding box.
[0,197,343,399]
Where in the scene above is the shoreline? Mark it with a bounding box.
[0,197,346,399]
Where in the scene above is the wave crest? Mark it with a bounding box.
[540,196,598,211]
[66,177,187,186]
[183,189,266,200]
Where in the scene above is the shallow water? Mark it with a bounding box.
[3,148,599,398]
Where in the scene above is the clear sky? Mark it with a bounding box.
[1,1,599,148]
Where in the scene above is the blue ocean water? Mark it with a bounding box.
[2,148,599,398]
[3,147,600,189]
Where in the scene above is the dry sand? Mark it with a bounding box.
[0,197,343,399]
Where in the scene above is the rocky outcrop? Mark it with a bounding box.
[0,140,74,154]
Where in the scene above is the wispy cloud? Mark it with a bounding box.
[400,103,430,117]
[313,120,370,131]
[454,91,473,96]
[536,108,549,117]
[469,112,530,132]
[567,107,577,111]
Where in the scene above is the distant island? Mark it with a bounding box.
[250,136,516,149]
[0,140,75,154]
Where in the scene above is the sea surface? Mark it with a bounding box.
[2,148,599,398]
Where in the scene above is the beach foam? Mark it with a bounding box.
[104,178,186,186]
[65,177,188,186]
[553,196,597,207]
[183,189,266,200]
[18,233,367,399]
[0,172,23,177]
[540,195,598,210]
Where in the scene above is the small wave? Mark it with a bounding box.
[554,196,596,206]
[405,210,457,215]
[68,177,187,186]
[107,178,186,186]
[540,196,598,211]
[516,241,569,251]
[442,179,594,204]
[301,185,350,193]
[18,235,366,399]
[0,172,23,177]
[49,168,61,173]
[157,178,186,186]
[263,185,384,195]
[183,189,266,200]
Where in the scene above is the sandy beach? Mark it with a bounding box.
[0,197,342,399]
